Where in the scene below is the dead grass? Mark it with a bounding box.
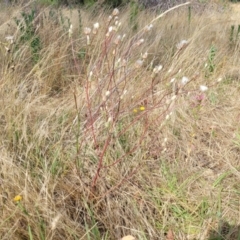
[0,1,240,240]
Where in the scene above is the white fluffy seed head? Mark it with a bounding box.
[145,24,153,31]
[181,76,189,85]
[153,65,163,74]
[200,85,208,92]
[176,39,188,50]
[108,15,113,22]
[114,35,121,45]
[142,52,148,59]
[112,8,120,16]
[136,39,144,46]
[84,27,91,35]
[135,59,143,68]
[93,22,99,29]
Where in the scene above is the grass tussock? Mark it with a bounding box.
[0,1,240,239]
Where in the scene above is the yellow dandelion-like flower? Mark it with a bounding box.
[139,106,145,111]
[133,108,138,113]
[13,195,22,202]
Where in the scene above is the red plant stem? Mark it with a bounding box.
[70,40,86,154]
[85,75,97,146]
[95,164,142,200]
[70,37,97,147]
[91,134,111,188]
[102,98,174,170]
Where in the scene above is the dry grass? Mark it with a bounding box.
[0,1,240,239]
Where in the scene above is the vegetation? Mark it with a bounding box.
[0,1,240,239]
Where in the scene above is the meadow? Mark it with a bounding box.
[0,0,240,239]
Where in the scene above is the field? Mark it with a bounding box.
[0,1,240,239]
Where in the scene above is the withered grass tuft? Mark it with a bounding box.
[0,1,240,239]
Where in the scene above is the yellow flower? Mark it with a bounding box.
[133,108,138,113]
[13,195,22,202]
[139,106,145,111]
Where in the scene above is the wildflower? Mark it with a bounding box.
[217,77,222,82]
[200,85,208,92]
[176,39,188,50]
[13,195,22,202]
[181,76,189,85]
[84,27,91,35]
[195,93,205,102]
[133,108,138,113]
[112,8,120,16]
[139,106,145,111]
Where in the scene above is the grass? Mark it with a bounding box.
[0,0,240,239]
